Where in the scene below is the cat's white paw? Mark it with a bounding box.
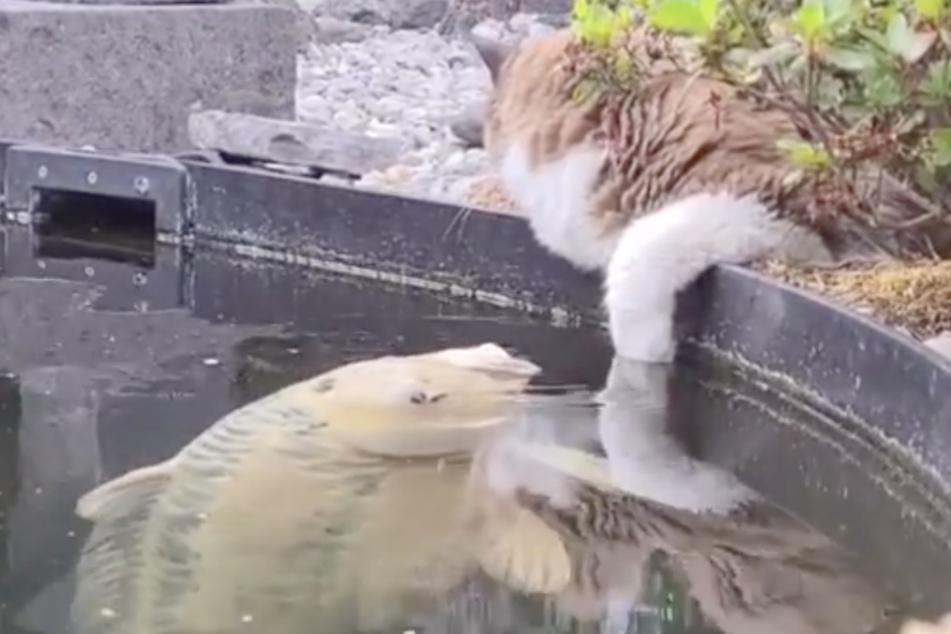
[606,302,677,363]
[605,280,677,363]
[603,192,795,363]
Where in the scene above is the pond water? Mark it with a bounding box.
[0,220,947,634]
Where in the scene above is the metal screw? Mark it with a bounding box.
[87,171,98,185]
[133,176,150,195]
[37,165,47,179]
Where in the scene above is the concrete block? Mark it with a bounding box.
[0,0,297,154]
[188,109,405,176]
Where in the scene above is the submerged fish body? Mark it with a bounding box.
[71,343,541,634]
[904,615,951,634]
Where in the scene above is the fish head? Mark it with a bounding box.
[294,343,542,458]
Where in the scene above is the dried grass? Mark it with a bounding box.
[756,258,951,339]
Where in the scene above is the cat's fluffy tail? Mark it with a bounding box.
[604,192,819,362]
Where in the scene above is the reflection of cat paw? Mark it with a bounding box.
[608,311,676,363]
[602,357,671,407]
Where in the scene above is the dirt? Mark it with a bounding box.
[755,259,951,340]
[465,175,520,214]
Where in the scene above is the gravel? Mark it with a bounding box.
[294,13,563,205]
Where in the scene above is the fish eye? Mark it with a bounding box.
[409,391,447,405]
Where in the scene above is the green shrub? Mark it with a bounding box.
[569,0,951,230]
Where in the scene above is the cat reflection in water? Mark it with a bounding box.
[460,357,890,634]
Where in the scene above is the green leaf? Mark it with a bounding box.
[747,41,799,68]
[863,67,904,108]
[923,59,951,105]
[930,128,951,167]
[856,25,892,51]
[886,13,911,52]
[699,0,719,30]
[885,12,936,62]
[868,2,900,28]
[572,0,636,46]
[648,0,711,36]
[791,0,827,41]
[572,0,590,21]
[915,0,945,21]
[616,4,636,29]
[574,3,618,47]
[613,47,635,80]
[776,138,832,168]
[824,46,877,70]
[823,0,858,27]
[572,78,602,103]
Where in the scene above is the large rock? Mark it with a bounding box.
[436,0,570,35]
[448,100,486,148]
[188,110,406,176]
[311,15,376,42]
[306,0,447,29]
[247,0,321,52]
[0,0,296,153]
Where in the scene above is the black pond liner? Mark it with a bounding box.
[2,141,951,619]
[182,158,951,496]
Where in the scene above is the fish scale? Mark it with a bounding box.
[91,414,385,633]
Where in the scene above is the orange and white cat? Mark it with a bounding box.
[471,28,951,362]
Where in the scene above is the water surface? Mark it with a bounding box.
[0,224,946,634]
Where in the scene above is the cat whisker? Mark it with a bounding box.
[442,204,475,242]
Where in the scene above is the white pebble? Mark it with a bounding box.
[295,16,561,204]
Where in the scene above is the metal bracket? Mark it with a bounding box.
[2,144,190,236]
[0,138,17,205]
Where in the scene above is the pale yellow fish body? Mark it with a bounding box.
[903,615,951,634]
[71,343,541,634]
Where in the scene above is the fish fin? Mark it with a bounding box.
[76,459,176,522]
[479,506,571,595]
[516,444,620,493]
[433,343,541,378]
[903,617,951,634]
